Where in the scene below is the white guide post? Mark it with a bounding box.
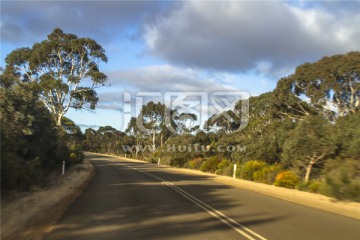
[233,163,237,178]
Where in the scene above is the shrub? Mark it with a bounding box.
[274,171,299,189]
[187,158,204,170]
[68,144,85,165]
[239,160,267,181]
[215,159,232,176]
[308,180,321,193]
[253,164,283,184]
[170,157,189,167]
[319,158,360,202]
[200,156,221,173]
[296,181,309,191]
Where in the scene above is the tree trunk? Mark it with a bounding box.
[304,160,314,183]
[151,131,156,152]
[56,113,63,126]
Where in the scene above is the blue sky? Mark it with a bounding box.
[1,0,359,131]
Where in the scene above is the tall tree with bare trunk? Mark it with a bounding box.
[3,28,108,126]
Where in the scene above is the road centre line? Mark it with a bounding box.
[117,162,268,240]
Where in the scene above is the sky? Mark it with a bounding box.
[1,0,359,132]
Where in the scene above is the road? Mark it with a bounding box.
[45,153,360,240]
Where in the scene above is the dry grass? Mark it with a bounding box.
[1,160,95,240]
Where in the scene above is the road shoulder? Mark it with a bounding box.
[1,160,95,240]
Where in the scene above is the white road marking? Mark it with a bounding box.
[117,162,268,240]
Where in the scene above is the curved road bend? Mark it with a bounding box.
[45,153,360,240]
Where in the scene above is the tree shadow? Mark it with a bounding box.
[45,155,288,240]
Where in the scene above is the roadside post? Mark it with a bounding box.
[233,163,237,178]
[62,161,65,175]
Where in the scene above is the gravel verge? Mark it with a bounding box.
[1,159,95,240]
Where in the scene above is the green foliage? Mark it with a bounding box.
[333,112,360,159]
[215,159,233,176]
[274,171,300,189]
[204,109,242,133]
[295,179,321,193]
[187,158,204,170]
[169,157,188,167]
[3,28,108,126]
[200,156,221,173]
[253,164,283,184]
[69,144,85,165]
[238,160,267,181]
[82,126,125,156]
[309,180,321,193]
[282,115,335,182]
[198,156,232,174]
[0,83,70,191]
[319,158,360,201]
[273,52,360,120]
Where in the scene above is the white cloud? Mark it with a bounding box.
[107,64,239,93]
[143,1,360,74]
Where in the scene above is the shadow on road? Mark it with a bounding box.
[45,154,288,240]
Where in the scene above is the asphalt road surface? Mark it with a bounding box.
[45,153,360,240]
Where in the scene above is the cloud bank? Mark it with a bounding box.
[144,1,360,73]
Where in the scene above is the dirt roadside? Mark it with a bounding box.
[1,159,95,240]
[98,152,360,220]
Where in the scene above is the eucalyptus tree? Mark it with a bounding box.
[282,115,336,183]
[0,80,63,190]
[204,110,241,134]
[3,28,108,126]
[125,117,144,157]
[136,101,171,152]
[273,52,360,121]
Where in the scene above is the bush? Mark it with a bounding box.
[295,180,320,193]
[274,171,299,189]
[68,144,85,165]
[170,157,188,167]
[0,84,73,192]
[319,158,360,202]
[296,181,309,191]
[239,160,267,181]
[215,159,232,176]
[253,164,283,184]
[187,158,204,170]
[200,156,221,173]
[309,180,321,193]
[319,174,360,201]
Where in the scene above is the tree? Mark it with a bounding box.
[282,115,336,183]
[125,117,145,158]
[229,92,294,164]
[136,101,174,152]
[205,110,241,134]
[96,126,124,154]
[205,100,245,134]
[273,77,319,121]
[173,112,199,134]
[274,52,360,120]
[3,28,108,126]
[0,82,65,190]
[333,111,360,159]
[83,128,99,151]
